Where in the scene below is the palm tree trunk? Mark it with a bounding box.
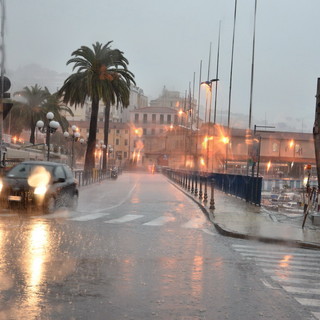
[102,101,110,171]
[84,97,99,171]
[30,117,36,145]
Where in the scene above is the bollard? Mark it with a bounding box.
[187,173,191,192]
[203,176,208,203]
[199,175,203,200]
[210,179,215,210]
[194,174,198,196]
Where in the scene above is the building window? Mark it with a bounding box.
[124,139,128,146]
[124,152,128,158]
[143,114,148,123]
[167,115,171,124]
[295,144,302,155]
[125,130,128,134]
[160,114,164,124]
[116,129,120,134]
[151,129,155,135]
[143,128,147,135]
[272,143,279,152]
[116,138,119,145]
[134,114,139,123]
[174,115,178,124]
[152,114,156,123]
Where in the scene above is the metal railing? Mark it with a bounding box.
[73,167,117,187]
[163,169,262,206]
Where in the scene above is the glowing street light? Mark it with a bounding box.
[36,112,60,161]
[64,125,81,170]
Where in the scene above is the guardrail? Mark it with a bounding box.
[163,169,261,206]
[73,167,122,187]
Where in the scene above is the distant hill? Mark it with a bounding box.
[7,64,69,93]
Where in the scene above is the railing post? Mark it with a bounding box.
[187,172,191,192]
[204,175,208,203]
[191,173,194,194]
[194,173,198,196]
[210,179,215,210]
[199,175,203,200]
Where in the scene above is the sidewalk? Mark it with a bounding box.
[173,181,320,250]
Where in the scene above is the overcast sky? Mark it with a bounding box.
[4,0,320,132]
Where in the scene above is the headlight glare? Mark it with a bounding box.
[34,185,48,195]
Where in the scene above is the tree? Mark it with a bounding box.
[12,86,73,144]
[12,85,51,144]
[58,41,135,171]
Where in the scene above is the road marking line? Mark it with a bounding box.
[181,217,206,229]
[234,248,320,258]
[70,212,110,221]
[282,285,320,295]
[104,214,144,224]
[271,276,320,285]
[312,312,320,320]
[232,244,319,256]
[202,228,216,236]
[238,252,320,261]
[262,269,320,278]
[94,183,137,212]
[143,216,175,226]
[294,298,320,307]
[257,262,320,272]
[246,256,319,268]
[260,279,278,290]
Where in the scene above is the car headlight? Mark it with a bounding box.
[34,185,48,195]
[0,180,3,193]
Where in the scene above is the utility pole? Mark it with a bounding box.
[313,78,320,189]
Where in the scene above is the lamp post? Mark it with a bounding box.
[36,112,60,161]
[201,79,219,171]
[63,125,81,170]
[96,141,107,170]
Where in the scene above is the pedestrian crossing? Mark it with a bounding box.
[232,243,320,319]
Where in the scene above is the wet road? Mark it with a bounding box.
[0,172,312,319]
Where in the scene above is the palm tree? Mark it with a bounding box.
[58,41,135,171]
[12,85,51,144]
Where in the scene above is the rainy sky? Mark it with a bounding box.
[4,0,320,132]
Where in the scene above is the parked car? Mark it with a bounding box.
[0,161,79,213]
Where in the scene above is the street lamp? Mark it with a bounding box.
[63,125,81,170]
[201,79,219,171]
[36,112,60,161]
[95,141,106,170]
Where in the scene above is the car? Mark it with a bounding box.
[0,161,79,213]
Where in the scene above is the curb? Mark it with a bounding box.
[168,179,320,250]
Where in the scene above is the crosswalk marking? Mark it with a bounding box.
[262,268,320,278]
[104,214,144,224]
[232,243,320,315]
[294,298,320,307]
[244,255,320,267]
[282,286,320,295]
[143,216,175,226]
[70,212,110,221]
[181,217,206,229]
[239,251,320,260]
[256,261,320,272]
[232,244,320,257]
[271,276,320,286]
[312,312,320,320]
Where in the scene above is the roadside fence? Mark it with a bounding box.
[163,169,262,206]
[73,167,117,187]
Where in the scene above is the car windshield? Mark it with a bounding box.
[6,164,54,179]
